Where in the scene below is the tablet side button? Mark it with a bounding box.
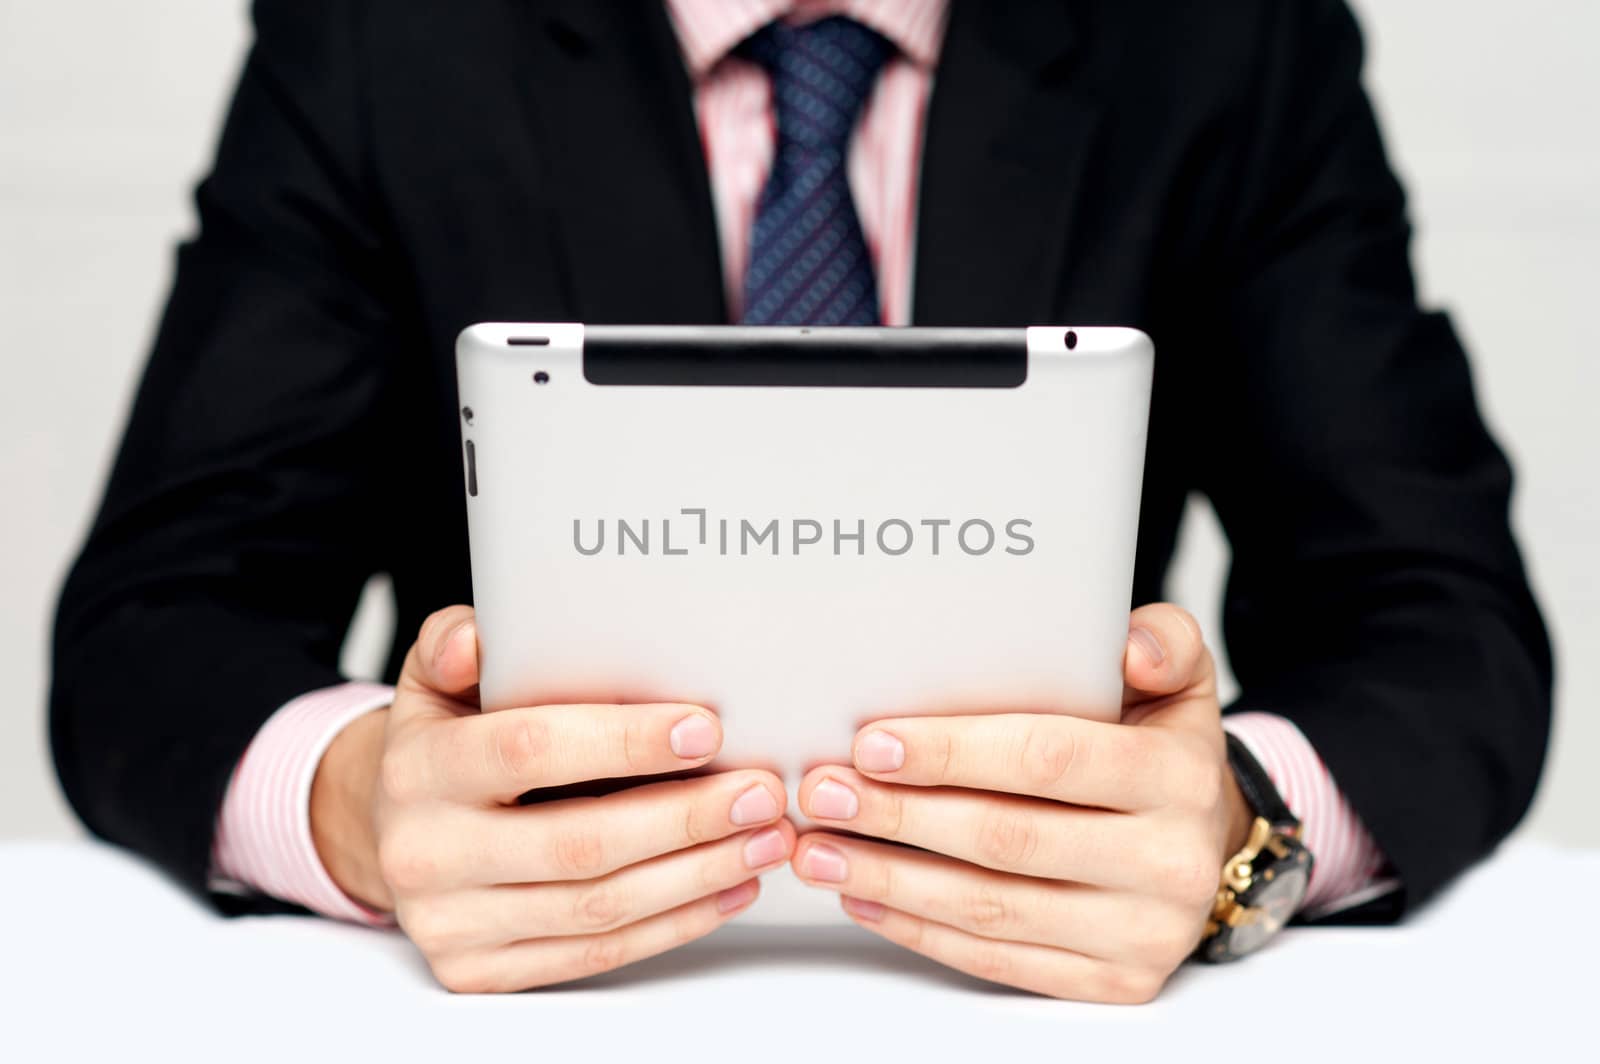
[465,439,478,497]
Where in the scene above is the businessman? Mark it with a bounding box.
[52,0,1551,1000]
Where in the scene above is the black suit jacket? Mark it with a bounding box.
[51,0,1551,920]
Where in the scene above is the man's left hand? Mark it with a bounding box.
[791,603,1254,1002]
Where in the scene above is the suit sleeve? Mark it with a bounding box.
[1200,0,1552,916]
[49,0,407,910]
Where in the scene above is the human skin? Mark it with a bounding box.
[790,602,1253,1002]
[312,606,795,993]
[312,603,1249,997]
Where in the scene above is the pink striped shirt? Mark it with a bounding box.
[675,0,946,323]
[212,0,1389,924]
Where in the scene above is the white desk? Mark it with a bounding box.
[2,839,1595,1062]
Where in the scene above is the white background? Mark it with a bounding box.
[2,1,1596,848]
[3,839,1591,1058]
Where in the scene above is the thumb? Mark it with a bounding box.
[1122,602,1212,702]
[394,605,480,719]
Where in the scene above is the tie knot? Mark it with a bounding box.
[740,16,894,152]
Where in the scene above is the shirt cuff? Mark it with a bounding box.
[1222,711,1397,918]
[211,682,397,926]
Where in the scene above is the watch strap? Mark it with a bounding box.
[1225,732,1296,828]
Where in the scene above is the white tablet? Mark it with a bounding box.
[456,323,1153,924]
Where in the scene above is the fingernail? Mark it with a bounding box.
[743,827,788,869]
[800,843,848,883]
[434,619,472,667]
[717,880,759,913]
[808,779,859,820]
[1129,626,1165,667]
[669,713,718,759]
[842,896,885,922]
[730,784,780,826]
[855,730,905,773]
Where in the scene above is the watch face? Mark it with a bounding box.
[1230,863,1310,955]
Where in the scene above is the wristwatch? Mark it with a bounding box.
[1196,733,1314,963]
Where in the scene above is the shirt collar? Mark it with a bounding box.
[665,0,949,78]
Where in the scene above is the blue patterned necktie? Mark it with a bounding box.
[738,16,894,326]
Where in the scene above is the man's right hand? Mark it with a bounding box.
[310,605,793,992]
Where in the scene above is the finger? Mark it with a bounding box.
[849,712,1178,811]
[429,880,763,993]
[400,770,788,889]
[1123,603,1211,701]
[796,766,1143,888]
[421,820,796,950]
[392,606,480,723]
[410,701,725,803]
[791,833,1202,965]
[838,898,1162,1004]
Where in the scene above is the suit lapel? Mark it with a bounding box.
[913,1,1100,326]
[514,0,726,324]
[508,0,1098,328]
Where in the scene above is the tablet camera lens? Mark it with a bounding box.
[533,371,550,385]
[1065,330,1078,350]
